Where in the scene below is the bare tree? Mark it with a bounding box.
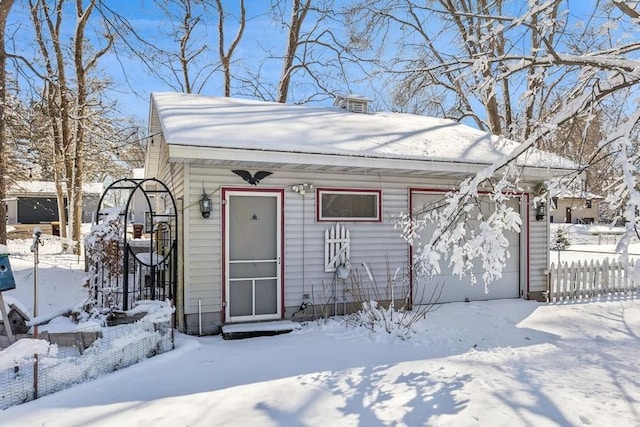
[238,0,350,104]
[4,85,45,182]
[0,0,15,244]
[276,0,310,103]
[347,0,563,137]
[275,0,350,103]
[100,0,216,94]
[349,0,640,279]
[29,0,113,249]
[83,119,147,182]
[215,0,245,97]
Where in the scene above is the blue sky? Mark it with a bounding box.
[9,1,300,122]
[7,0,618,127]
[101,0,351,122]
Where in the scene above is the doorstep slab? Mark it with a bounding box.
[221,320,300,340]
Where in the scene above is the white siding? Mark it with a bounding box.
[185,167,223,316]
[528,195,550,295]
[6,200,17,224]
[145,106,163,179]
[552,198,600,224]
[182,168,423,317]
[148,136,187,328]
[179,166,551,324]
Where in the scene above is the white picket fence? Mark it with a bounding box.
[548,259,639,302]
[324,223,350,272]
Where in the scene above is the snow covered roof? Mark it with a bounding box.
[132,168,145,179]
[553,189,604,200]
[150,92,578,172]
[8,181,104,196]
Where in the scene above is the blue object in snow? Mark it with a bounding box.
[0,253,16,291]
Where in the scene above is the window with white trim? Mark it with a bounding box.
[317,189,381,222]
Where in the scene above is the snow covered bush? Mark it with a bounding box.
[80,208,125,322]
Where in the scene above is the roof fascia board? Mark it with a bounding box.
[167,145,576,179]
[169,145,485,174]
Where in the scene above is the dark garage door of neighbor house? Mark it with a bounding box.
[17,197,61,223]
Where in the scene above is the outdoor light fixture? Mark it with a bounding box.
[200,191,212,218]
[292,183,314,195]
[536,201,546,221]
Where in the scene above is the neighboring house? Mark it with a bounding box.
[5,181,103,224]
[130,168,155,226]
[551,189,604,224]
[145,92,577,335]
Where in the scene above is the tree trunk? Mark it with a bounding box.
[30,0,111,251]
[276,0,310,103]
[0,0,14,245]
[216,0,245,97]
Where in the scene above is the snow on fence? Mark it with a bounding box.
[0,318,173,411]
[548,259,639,302]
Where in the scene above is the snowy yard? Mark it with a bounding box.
[2,299,640,426]
[1,228,640,426]
[550,223,640,264]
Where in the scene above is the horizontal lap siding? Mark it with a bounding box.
[181,168,433,316]
[185,167,223,314]
[156,146,186,326]
[283,178,409,309]
[146,108,163,179]
[528,198,549,294]
[156,141,184,198]
[180,165,549,316]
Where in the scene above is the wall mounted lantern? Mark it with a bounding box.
[200,192,212,218]
[535,201,546,221]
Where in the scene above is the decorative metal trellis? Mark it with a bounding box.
[91,178,178,311]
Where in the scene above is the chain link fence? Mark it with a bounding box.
[1,317,173,410]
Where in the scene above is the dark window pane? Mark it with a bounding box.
[320,192,379,219]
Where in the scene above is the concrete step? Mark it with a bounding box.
[221,320,300,340]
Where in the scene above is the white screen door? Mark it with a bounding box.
[224,190,282,322]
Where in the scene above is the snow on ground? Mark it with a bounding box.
[3,236,88,318]
[550,222,640,265]
[2,299,640,426]
[1,226,640,426]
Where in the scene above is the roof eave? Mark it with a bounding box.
[167,144,576,179]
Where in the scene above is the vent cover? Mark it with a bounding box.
[333,94,372,114]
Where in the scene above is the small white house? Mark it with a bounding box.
[130,168,155,227]
[551,189,604,224]
[5,181,103,224]
[145,92,576,334]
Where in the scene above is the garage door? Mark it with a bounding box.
[17,197,59,223]
[411,192,522,304]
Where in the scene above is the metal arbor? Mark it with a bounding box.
[91,178,178,311]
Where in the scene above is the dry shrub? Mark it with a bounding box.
[343,258,443,339]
